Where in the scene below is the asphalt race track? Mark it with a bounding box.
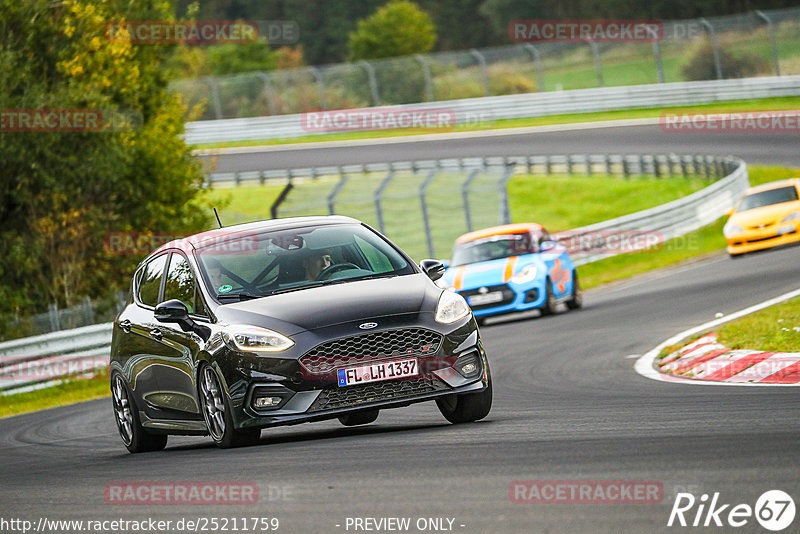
[2,126,800,534]
[201,123,800,172]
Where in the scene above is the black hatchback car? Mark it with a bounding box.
[110,216,492,452]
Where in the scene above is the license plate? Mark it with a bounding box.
[468,291,503,306]
[337,358,418,387]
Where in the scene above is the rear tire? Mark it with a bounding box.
[199,365,260,449]
[539,278,556,316]
[338,410,379,426]
[112,374,168,454]
[566,271,583,310]
[436,363,493,424]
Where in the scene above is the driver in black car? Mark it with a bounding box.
[302,250,333,281]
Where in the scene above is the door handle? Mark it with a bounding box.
[149,328,163,341]
[119,319,132,333]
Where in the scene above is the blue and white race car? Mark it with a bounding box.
[437,223,582,323]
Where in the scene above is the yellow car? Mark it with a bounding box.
[725,179,800,257]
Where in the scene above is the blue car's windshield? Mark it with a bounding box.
[451,233,535,266]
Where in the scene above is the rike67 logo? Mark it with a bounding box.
[668,490,795,531]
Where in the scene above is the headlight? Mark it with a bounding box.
[510,264,538,284]
[435,291,470,324]
[723,223,743,238]
[781,211,800,223]
[222,325,294,352]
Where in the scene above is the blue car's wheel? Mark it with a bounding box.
[539,278,556,316]
[566,271,583,310]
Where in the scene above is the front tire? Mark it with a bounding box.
[199,365,260,449]
[436,363,493,424]
[338,410,379,426]
[539,278,556,316]
[112,374,168,454]
[566,271,583,310]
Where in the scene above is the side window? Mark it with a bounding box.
[164,253,207,316]
[354,236,393,273]
[138,254,168,307]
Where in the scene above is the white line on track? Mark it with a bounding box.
[634,286,800,386]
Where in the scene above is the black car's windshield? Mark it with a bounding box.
[195,224,413,300]
[738,186,799,212]
[451,233,535,266]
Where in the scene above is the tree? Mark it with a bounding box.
[347,0,436,61]
[0,0,211,335]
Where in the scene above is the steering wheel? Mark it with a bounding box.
[317,262,359,280]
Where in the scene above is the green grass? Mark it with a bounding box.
[195,96,800,149]
[716,297,800,352]
[0,376,110,419]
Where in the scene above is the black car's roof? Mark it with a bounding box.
[147,215,359,261]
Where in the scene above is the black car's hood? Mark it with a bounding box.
[214,274,441,334]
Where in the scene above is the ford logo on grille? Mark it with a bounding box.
[358,322,378,330]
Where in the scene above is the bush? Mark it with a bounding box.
[681,41,768,81]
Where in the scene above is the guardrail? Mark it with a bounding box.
[0,323,112,395]
[0,154,748,394]
[185,76,800,145]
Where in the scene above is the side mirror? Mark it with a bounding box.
[155,299,212,341]
[419,259,446,282]
[540,240,557,252]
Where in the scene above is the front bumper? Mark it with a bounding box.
[460,280,547,318]
[217,317,489,430]
[727,224,800,255]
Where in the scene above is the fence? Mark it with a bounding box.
[213,153,742,261]
[0,153,747,394]
[172,7,800,121]
[184,76,800,144]
[6,293,126,340]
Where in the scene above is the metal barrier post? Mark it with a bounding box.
[202,77,223,119]
[415,54,435,101]
[585,39,604,87]
[374,170,396,235]
[756,10,781,76]
[699,18,723,80]
[419,168,440,257]
[327,173,349,215]
[522,44,546,91]
[461,168,481,232]
[359,61,381,106]
[254,72,278,116]
[469,49,491,96]
[498,163,517,225]
[308,66,327,110]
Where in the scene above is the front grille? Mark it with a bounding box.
[460,284,516,310]
[300,328,443,375]
[308,376,449,412]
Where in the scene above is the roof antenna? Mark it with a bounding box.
[213,208,224,229]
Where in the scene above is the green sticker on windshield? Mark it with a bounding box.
[218,284,233,293]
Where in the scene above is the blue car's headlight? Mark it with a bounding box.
[222,325,294,352]
[510,264,538,284]
[435,291,470,324]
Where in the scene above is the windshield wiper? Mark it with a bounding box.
[268,281,332,296]
[349,272,399,282]
[216,292,264,301]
